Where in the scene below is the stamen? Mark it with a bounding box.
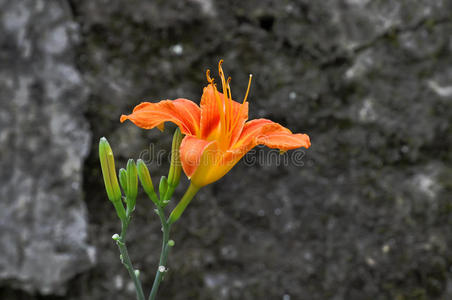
[229,74,253,143]
[218,60,231,139]
[226,77,232,95]
[206,69,214,84]
[226,77,233,133]
[243,74,253,104]
[218,60,227,92]
[213,85,226,140]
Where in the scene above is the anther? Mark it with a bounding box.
[206,69,214,84]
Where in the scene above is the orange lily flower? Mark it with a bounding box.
[120,61,310,188]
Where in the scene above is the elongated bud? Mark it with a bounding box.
[119,168,128,194]
[167,128,183,188]
[99,137,126,220]
[159,176,168,199]
[126,159,138,209]
[137,159,159,203]
[137,159,154,194]
[99,137,122,203]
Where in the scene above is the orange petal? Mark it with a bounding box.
[181,135,251,187]
[191,145,248,187]
[199,85,221,139]
[179,135,218,179]
[228,100,248,146]
[199,85,248,140]
[120,99,201,135]
[234,118,311,152]
[257,130,311,150]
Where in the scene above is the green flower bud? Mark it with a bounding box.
[99,137,126,220]
[159,176,168,200]
[99,137,122,203]
[167,128,183,188]
[137,159,156,198]
[126,159,138,208]
[119,168,128,195]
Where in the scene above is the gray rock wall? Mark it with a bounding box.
[0,0,93,296]
[1,0,451,299]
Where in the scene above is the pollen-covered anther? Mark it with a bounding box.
[206,69,214,84]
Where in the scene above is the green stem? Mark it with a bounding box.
[117,220,145,300]
[149,206,172,300]
[162,185,176,205]
[168,183,200,225]
[147,191,160,205]
[148,183,200,299]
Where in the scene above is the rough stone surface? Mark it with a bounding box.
[1,0,452,299]
[0,0,93,295]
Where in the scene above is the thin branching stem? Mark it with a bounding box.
[149,206,172,300]
[117,218,145,300]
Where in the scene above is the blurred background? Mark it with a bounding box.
[1,0,452,299]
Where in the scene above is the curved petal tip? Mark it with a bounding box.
[303,134,311,148]
[120,115,128,123]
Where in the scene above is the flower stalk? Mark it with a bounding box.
[168,183,200,225]
[148,206,172,300]
[116,216,145,300]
